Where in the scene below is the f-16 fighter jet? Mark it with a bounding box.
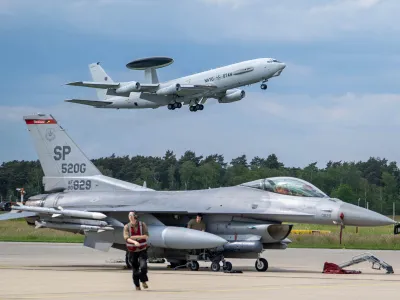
[65,56,286,112]
[1,114,397,272]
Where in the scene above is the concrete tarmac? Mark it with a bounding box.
[0,242,399,299]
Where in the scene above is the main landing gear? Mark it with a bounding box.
[186,258,233,272]
[189,104,204,112]
[167,102,182,110]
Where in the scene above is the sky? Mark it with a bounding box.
[1,0,400,169]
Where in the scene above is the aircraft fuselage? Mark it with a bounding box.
[100,58,285,109]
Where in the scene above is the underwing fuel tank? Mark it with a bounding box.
[147,225,227,249]
[218,240,263,253]
[207,222,293,243]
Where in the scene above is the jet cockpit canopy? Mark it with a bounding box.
[240,176,328,198]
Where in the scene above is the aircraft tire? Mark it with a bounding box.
[198,104,204,110]
[211,261,220,272]
[188,261,200,271]
[255,258,268,272]
[260,84,267,90]
[223,261,232,271]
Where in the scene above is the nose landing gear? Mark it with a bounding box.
[255,257,268,272]
[260,79,268,90]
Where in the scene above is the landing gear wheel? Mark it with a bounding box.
[260,83,267,90]
[190,105,198,112]
[255,258,268,272]
[168,104,176,110]
[197,104,204,110]
[211,261,220,272]
[177,102,182,108]
[188,261,199,271]
[223,261,232,271]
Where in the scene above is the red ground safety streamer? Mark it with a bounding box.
[322,262,362,274]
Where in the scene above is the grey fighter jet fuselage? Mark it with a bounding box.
[1,114,397,272]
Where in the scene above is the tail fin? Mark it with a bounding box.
[89,62,114,100]
[23,114,153,192]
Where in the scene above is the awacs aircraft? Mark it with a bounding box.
[64,56,286,112]
[1,114,398,272]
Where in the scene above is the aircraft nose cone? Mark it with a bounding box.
[281,63,286,69]
[339,202,396,226]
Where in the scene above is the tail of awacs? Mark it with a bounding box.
[23,113,153,193]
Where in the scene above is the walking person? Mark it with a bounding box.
[124,211,150,290]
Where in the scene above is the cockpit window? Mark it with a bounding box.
[272,59,281,63]
[240,177,328,198]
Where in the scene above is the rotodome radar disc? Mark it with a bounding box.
[126,57,174,70]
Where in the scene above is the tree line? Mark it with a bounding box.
[1,151,399,215]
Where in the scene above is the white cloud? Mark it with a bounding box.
[2,91,400,168]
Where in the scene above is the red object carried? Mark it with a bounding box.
[323,262,362,274]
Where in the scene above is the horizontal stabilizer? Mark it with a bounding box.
[65,99,113,107]
[66,81,120,89]
[84,232,113,252]
[0,211,37,221]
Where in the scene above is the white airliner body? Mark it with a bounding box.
[65,57,286,112]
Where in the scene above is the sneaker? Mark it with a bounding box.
[135,286,141,291]
[142,282,148,289]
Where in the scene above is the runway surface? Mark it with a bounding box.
[0,242,399,299]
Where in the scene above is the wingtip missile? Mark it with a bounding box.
[12,205,108,220]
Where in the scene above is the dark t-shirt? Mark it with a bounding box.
[188,219,206,231]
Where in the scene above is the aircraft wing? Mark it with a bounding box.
[176,84,218,97]
[139,83,160,92]
[66,81,120,89]
[64,99,113,107]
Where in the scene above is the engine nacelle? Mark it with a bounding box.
[115,81,141,94]
[218,89,245,103]
[156,83,181,95]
